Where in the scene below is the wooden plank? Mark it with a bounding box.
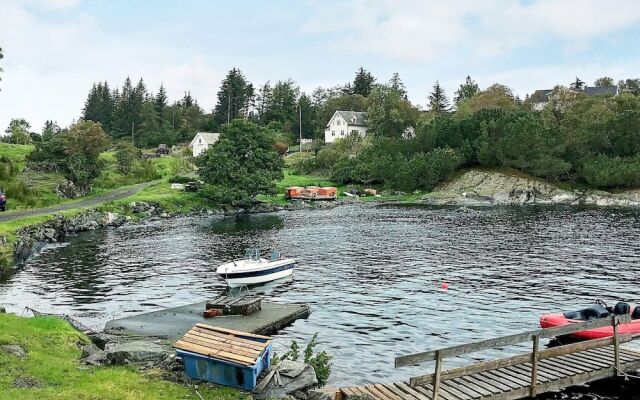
[358,386,384,400]
[613,316,620,376]
[374,384,403,400]
[431,350,443,399]
[369,385,397,400]
[512,363,551,383]
[438,382,471,400]
[190,327,269,351]
[445,378,483,399]
[389,383,424,400]
[341,388,359,398]
[396,383,432,400]
[560,353,607,370]
[183,331,263,354]
[180,335,260,360]
[550,356,593,373]
[539,358,581,375]
[470,372,512,392]
[499,366,533,386]
[452,376,492,397]
[173,340,255,366]
[413,385,436,400]
[460,374,501,394]
[194,323,271,340]
[395,316,630,367]
[530,334,539,397]
[477,370,521,390]
[385,383,430,400]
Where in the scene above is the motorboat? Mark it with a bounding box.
[540,300,640,340]
[216,248,296,288]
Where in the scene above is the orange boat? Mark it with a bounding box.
[285,186,337,201]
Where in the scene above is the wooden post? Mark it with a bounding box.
[530,334,540,397]
[613,315,620,376]
[432,350,443,400]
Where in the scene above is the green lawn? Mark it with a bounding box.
[0,314,248,400]
[0,144,34,166]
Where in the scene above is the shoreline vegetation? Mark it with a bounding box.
[0,313,249,400]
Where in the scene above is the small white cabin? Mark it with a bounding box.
[190,132,220,157]
[324,111,368,143]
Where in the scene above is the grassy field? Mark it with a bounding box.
[0,143,193,211]
[0,314,247,400]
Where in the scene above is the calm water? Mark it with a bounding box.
[2,204,640,385]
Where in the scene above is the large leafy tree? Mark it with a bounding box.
[367,84,419,137]
[352,67,376,97]
[594,77,614,87]
[456,84,520,118]
[454,76,480,105]
[5,119,32,144]
[618,78,640,95]
[212,68,254,127]
[428,81,450,114]
[197,119,284,205]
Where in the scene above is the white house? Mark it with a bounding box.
[324,111,368,143]
[190,132,220,157]
[529,86,619,111]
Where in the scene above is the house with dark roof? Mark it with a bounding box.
[324,110,368,143]
[529,85,619,111]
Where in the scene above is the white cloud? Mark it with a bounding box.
[302,0,640,61]
[0,1,223,132]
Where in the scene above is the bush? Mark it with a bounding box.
[169,175,192,184]
[581,155,640,189]
[275,333,332,388]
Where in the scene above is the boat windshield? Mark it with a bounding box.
[245,248,261,261]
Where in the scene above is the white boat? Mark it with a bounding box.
[216,249,296,288]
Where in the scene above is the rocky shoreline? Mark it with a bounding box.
[0,199,342,277]
[422,170,640,208]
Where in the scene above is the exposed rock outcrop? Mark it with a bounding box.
[423,170,640,208]
[105,340,169,366]
[253,360,318,400]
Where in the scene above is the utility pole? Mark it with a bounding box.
[299,104,302,153]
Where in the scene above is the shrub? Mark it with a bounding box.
[581,155,640,189]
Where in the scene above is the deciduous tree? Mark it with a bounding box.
[197,119,284,204]
[594,77,614,87]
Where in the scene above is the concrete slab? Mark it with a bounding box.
[104,301,311,340]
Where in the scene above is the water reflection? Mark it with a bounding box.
[1,205,640,385]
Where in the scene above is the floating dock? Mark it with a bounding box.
[104,301,311,340]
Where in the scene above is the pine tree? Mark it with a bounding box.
[256,81,273,123]
[570,77,585,91]
[428,81,450,114]
[388,73,407,99]
[353,67,375,97]
[212,68,255,127]
[112,77,134,138]
[82,84,101,122]
[138,100,160,147]
[41,120,60,141]
[454,76,480,105]
[155,84,168,114]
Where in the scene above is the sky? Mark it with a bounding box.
[1,0,640,132]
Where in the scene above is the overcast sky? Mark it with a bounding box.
[1,0,640,132]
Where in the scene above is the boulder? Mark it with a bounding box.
[253,360,318,400]
[308,390,336,400]
[1,344,26,358]
[82,350,107,366]
[105,340,167,365]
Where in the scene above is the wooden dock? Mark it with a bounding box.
[339,315,640,400]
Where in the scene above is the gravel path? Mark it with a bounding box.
[0,181,154,223]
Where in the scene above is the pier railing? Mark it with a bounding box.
[395,315,634,400]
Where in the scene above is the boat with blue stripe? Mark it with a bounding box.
[216,248,296,288]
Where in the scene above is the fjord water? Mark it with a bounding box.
[2,204,640,385]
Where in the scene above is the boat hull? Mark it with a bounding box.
[540,312,640,340]
[217,260,295,288]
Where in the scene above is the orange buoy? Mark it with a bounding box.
[441,282,449,290]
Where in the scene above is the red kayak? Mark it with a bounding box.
[540,300,640,340]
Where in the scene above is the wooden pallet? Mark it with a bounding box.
[206,295,262,316]
[173,323,271,367]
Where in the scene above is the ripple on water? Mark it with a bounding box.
[2,204,640,385]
